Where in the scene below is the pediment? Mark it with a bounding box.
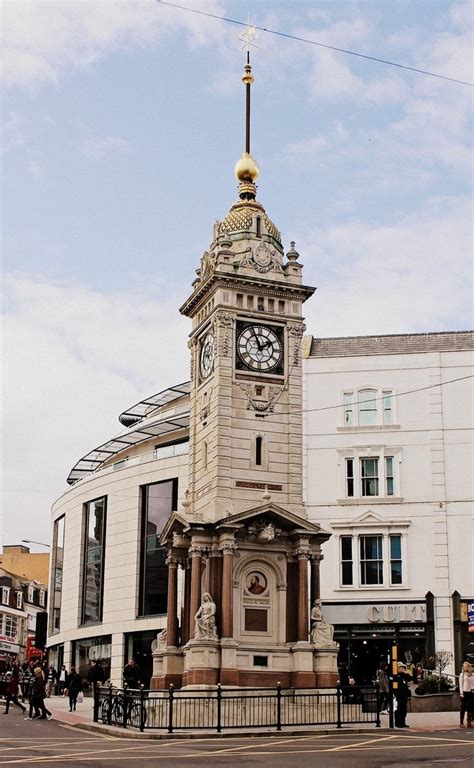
[216,502,328,537]
[159,511,189,545]
[331,509,411,529]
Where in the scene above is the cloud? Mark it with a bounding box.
[300,195,473,337]
[80,133,133,161]
[2,274,190,545]
[2,0,224,88]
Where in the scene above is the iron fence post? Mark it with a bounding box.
[216,683,222,733]
[168,684,174,734]
[375,684,381,727]
[107,682,113,726]
[336,685,342,728]
[93,686,99,722]
[388,676,394,729]
[140,684,145,732]
[276,682,282,731]
[122,684,128,729]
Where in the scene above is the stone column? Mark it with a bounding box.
[166,558,179,647]
[310,553,322,607]
[189,546,203,639]
[297,552,309,641]
[182,561,192,645]
[221,545,235,638]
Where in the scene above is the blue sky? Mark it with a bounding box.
[2,0,472,548]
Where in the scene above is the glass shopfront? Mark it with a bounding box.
[73,634,111,692]
[324,600,428,685]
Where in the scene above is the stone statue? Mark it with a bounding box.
[156,628,167,650]
[310,599,336,646]
[194,592,218,640]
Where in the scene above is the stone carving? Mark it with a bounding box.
[288,322,307,367]
[256,523,276,544]
[153,628,167,651]
[238,518,282,544]
[194,592,218,640]
[310,600,337,647]
[213,311,233,357]
[237,382,283,413]
[200,250,217,279]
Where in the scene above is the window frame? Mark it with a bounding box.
[2,587,10,605]
[333,525,409,590]
[339,447,401,502]
[139,479,177,617]
[81,496,107,626]
[340,386,397,429]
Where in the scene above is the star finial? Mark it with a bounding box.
[238,15,258,53]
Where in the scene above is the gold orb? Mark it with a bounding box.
[234,153,260,182]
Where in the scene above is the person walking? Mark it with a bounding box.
[24,667,52,721]
[45,664,57,697]
[58,665,67,696]
[394,662,412,728]
[376,661,390,714]
[459,661,473,728]
[123,659,140,689]
[65,666,82,712]
[3,667,27,715]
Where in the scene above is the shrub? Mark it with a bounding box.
[415,674,453,695]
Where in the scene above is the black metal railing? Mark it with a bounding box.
[94,683,382,733]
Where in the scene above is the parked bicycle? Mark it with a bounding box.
[100,685,146,728]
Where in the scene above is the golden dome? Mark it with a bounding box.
[234,152,260,183]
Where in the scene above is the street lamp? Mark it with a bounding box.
[21,539,51,549]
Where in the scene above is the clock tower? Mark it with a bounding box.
[154,53,337,690]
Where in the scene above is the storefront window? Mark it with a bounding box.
[139,480,177,616]
[73,635,111,691]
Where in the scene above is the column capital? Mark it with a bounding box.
[294,549,310,560]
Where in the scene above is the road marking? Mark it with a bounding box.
[323,735,397,752]
[2,741,472,764]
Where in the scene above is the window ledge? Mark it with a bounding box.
[334,586,410,592]
[337,425,400,432]
[337,497,404,505]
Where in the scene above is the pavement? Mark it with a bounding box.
[38,695,465,738]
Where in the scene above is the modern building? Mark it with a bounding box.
[46,54,473,687]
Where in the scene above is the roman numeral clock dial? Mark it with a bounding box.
[236,322,284,375]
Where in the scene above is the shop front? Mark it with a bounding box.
[453,593,474,670]
[0,639,20,669]
[323,600,428,685]
[72,634,111,692]
[124,630,158,688]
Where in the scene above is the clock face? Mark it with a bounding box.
[199,332,214,379]
[236,323,284,374]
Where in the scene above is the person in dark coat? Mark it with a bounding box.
[89,660,107,708]
[25,667,52,720]
[3,667,27,714]
[394,661,412,728]
[123,659,141,689]
[65,666,82,712]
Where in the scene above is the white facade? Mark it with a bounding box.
[303,331,474,676]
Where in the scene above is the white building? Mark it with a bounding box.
[304,331,474,680]
[47,331,473,686]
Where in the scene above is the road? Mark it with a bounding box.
[0,719,473,767]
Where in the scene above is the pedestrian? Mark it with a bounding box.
[376,661,390,714]
[123,659,140,689]
[3,667,27,715]
[394,661,412,728]
[24,667,52,721]
[89,660,106,710]
[459,661,473,728]
[45,664,57,697]
[65,666,82,712]
[58,665,67,696]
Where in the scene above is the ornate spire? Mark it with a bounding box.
[234,48,260,201]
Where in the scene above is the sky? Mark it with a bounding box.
[2,0,473,551]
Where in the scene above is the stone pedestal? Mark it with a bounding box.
[313,645,339,688]
[151,648,183,689]
[220,639,240,686]
[290,641,317,688]
[183,639,221,687]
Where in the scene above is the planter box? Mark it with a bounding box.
[410,691,459,712]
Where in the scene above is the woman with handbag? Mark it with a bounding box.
[459,661,473,728]
[65,666,83,712]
